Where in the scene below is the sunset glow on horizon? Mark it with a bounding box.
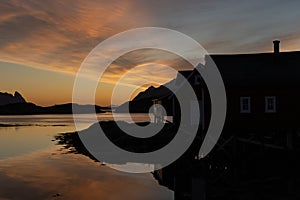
[1,0,300,106]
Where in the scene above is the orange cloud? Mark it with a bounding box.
[0,0,142,75]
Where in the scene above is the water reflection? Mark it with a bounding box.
[0,113,156,159]
[54,120,177,173]
[54,131,98,162]
[0,114,173,200]
[0,125,69,159]
[0,148,172,200]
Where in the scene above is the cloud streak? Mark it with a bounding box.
[1,1,300,74]
[1,0,300,105]
[0,0,139,74]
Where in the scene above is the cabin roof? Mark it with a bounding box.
[207,51,300,88]
[159,50,300,101]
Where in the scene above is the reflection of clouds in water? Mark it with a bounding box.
[0,123,67,127]
[0,147,172,200]
[0,172,51,200]
[0,114,155,160]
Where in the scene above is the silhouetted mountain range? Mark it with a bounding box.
[115,80,174,113]
[0,91,26,105]
[0,102,105,115]
[0,91,106,115]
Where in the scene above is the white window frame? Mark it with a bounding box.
[240,97,251,113]
[265,96,276,113]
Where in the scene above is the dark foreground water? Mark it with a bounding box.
[0,114,173,200]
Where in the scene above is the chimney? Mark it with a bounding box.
[273,40,280,53]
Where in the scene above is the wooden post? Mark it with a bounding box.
[174,175,186,200]
[192,176,206,200]
[286,131,293,151]
[233,132,238,185]
[286,131,294,195]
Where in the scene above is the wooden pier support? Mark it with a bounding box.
[192,176,206,200]
[174,174,206,200]
[286,131,295,196]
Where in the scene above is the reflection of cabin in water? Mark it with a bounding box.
[153,41,300,200]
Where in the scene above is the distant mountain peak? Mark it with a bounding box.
[132,79,175,101]
[0,91,26,106]
[14,91,26,101]
[14,91,21,96]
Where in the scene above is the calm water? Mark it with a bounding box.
[0,114,173,200]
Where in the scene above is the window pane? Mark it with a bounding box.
[240,97,250,113]
[267,99,274,110]
[265,96,276,113]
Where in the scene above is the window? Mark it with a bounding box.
[194,75,201,85]
[240,97,251,113]
[265,96,276,113]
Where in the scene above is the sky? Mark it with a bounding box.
[1,0,300,106]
